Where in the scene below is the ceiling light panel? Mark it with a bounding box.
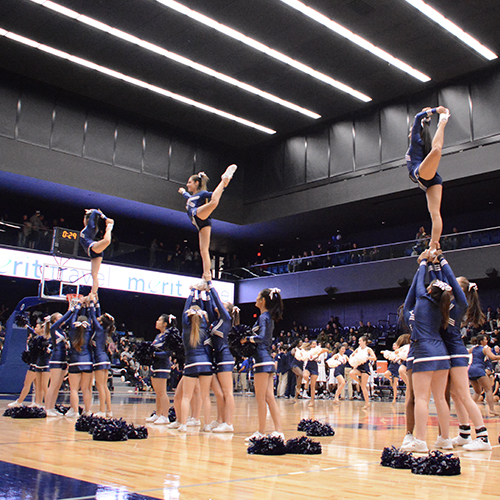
[27,0,320,119]
[403,0,497,61]
[153,0,372,102]
[0,27,276,134]
[279,0,431,82]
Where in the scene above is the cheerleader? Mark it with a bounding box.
[406,106,450,254]
[80,209,114,295]
[176,289,213,432]
[301,341,329,408]
[31,318,51,407]
[243,288,284,441]
[349,336,376,409]
[67,301,93,417]
[7,320,46,408]
[327,344,349,404]
[382,335,410,404]
[401,250,452,453]
[205,285,239,433]
[290,340,304,403]
[468,334,500,417]
[89,297,115,418]
[178,165,237,284]
[44,307,75,416]
[146,314,175,425]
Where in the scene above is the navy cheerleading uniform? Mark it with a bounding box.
[387,361,400,379]
[208,287,235,373]
[31,328,50,373]
[150,330,172,379]
[403,264,419,371]
[468,345,487,380]
[67,308,93,373]
[333,354,348,378]
[411,259,451,373]
[305,358,319,376]
[89,303,111,371]
[248,311,276,374]
[405,108,442,191]
[49,307,74,370]
[182,291,212,377]
[80,209,106,259]
[182,190,213,231]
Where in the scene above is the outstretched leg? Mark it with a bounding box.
[426,184,443,253]
[198,226,212,280]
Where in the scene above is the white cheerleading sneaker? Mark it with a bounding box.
[401,433,414,447]
[245,431,264,443]
[167,421,181,429]
[145,414,159,423]
[452,435,472,447]
[400,438,428,453]
[46,408,63,417]
[463,438,492,451]
[154,416,169,425]
[65,408,78,418]
[222,164,237,183]
[212,423,234,433]
[434,436,453,450]
[187,417,201,427]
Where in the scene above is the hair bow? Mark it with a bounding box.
[168,314,176,322]
[269,288,281,300]
[468,282,478,292]
[232,306,241,314]
[432,280,452,292]
[73,321,90,328]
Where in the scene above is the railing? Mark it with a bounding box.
[221,226,500,280]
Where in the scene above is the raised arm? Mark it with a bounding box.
[438,254,467,310]
[208,287,231,323]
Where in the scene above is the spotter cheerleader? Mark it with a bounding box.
[80,209,114,295]
[146,314,175,425]
[406,106,450,254]
[243,288,284,442]
[178,165,237,284]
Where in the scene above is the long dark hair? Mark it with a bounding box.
[260,288,283,322]
[420,118,432,157]
[72,315,88,352]
[457,277,486,328]
[428,281,452,329]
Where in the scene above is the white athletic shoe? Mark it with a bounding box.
[400,438,428,453]
[177,424,187,432]
[270,431,285,441]
[187,417,201,427]
[434,436,453,450]
[94,411,106,418]
[245,431,264,443]
[201,425,212,432]
[222,164,237,183]
[167,421,181,429]
[452,435,472,447]
[463,438,492,451]
[212,423,234,433]
[207,420,220,431]
[154,415,169,425]
[65,408,78,418]
[7,400,20,408]
[46,408,64,417]
[106,412,113,418]
[401,433,414,447]
[146,414,159,423]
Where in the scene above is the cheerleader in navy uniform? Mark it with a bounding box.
[406,106,450,254]
[45,307,75,417]
[382,342,402,404]
[327,343,349,405]
[468,334,500,417]
[243,288,284,442]
[401,250,452,453]
[175,289,213,432]
[80,209,114,295]
[290,340,304,403]
[178,165,237,284]
[302,341,329,408]
[205,285,239,433]
[67,301,93,417]
[89,297,115,418]
[349,336,376,409]
[31,317,51,407]
[146,314,175,425]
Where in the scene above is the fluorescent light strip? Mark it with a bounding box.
[153,0,372,102]
[0,27,276,134]
[28,0,320,119]
[404,0,497,61]
[280,0,430,82]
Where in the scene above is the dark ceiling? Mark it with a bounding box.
[1,0,500,150]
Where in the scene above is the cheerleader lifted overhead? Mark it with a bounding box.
[179,164,237,285]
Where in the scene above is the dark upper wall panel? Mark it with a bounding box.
[330,121,353,176]
[17,90,53,148]
[380,104,408,164]
[438,85,471,146]
[354,111,380,170]
[284,136,306,189]
[0,82,18,139]
[114,121,143,172]
[83,110,116,164]
[169,137,195,184]
[52,98,86,156]
[470,71,500,140]
[306,129,329,183]
[143,129,170,179]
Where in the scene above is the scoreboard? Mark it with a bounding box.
[51,227,80,257]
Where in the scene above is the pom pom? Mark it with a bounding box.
[411,450,461,476]
[92,422,128,441]
[21,349,36,365]
[31,336,51,359]
[3,408,13,417]
[134,342,155,366]
[168,406,176,422]
[163,327,185,367]
[55,404,71,415]
[9,406,46,419]
[285,436,322,454]
[127,424,148,439]
[380,446,414,469]
[247,435,287,455]
[228,325,257,359]
[75,415,96,432]
[297,419,335,437]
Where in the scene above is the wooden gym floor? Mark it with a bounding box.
[0,388,499,500]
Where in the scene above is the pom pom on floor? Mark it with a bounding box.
[168,406,176,422]
[127,424,148,439]
[3,408,13,417]
[297,419,315,432]
[92,422,128,441]
[380,446,414,469]
[285,436,322,454]
[411,450,461,476]
[9,406,46,419]
[297,419,335,437]
[247,435,287,455]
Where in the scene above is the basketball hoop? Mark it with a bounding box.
[66,294,84,309]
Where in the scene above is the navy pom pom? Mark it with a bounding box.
[21,349,36,365]
[297,419,335,437]
[411,450,461,476]
[3,408,13,417]
[55,405,71,415]
[285,436,322,454]
[228,325,257,359]
[168,406,176,422]
[134,342,155,366]
[297,419,315,432]
[163,327,185,367]
[9,406,46,419]
[247,435,287,455]
[127,424,148,439]
[75,415,95,432]
[380,446,414,469]
[92,422,128,441]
